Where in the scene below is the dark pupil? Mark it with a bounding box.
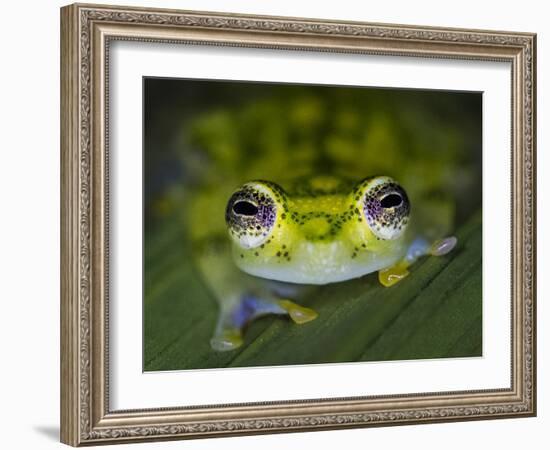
[380,193,402,208]
[233,201,258,216]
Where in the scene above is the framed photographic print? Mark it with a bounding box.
[60,3,537,446]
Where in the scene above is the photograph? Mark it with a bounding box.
[143,78,483,371]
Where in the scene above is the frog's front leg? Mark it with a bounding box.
[378,236,457,287]
[196,239,318,351]
[210,293,317,352]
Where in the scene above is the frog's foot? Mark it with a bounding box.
[277,299,318,324]
[378,260,410,287]
[378,236,458,288]
[428,236,458,256]
[210,328,243,352]
[210,295,317,352]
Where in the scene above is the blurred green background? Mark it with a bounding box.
[143,78,482,371]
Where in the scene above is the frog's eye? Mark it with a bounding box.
[225,182,279,249]
[361,178,410,240]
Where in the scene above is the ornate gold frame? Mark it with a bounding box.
[60,3,536,446]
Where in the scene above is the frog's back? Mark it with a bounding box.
[284,174,358,198]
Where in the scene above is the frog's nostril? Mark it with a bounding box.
[233,201,258,216]
[380,193,402,208]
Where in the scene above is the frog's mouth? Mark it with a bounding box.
[233,242,404,285]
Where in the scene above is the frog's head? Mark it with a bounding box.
[225,176,411,284]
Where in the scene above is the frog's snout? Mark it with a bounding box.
[301,217,332,240]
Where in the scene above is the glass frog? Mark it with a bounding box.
[169,89,477,353]
[197,174,456,351]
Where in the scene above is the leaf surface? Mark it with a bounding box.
[144,211,482,371]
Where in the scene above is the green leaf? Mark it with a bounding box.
[144,210,481,371]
